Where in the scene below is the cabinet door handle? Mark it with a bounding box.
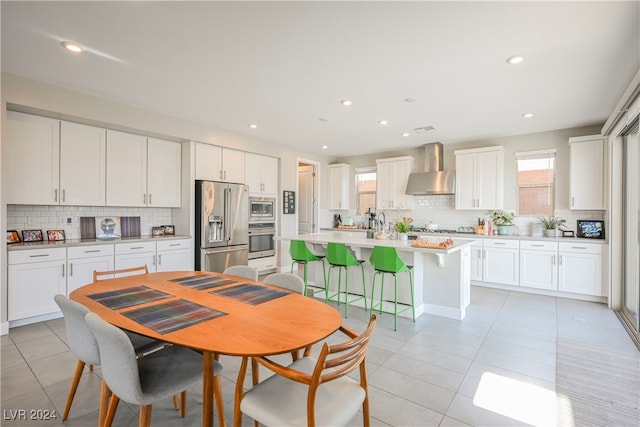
[149,194,152,205]
[130,246,145,250]
[152,254,156,265]
[224,170,227,180]
[571,246,587,250]
[84,250,100,253]
[61,264,65,278]
[571,196,575,208]
[532,244,544,247]
[552,255,556,265]
[169,243,180,247]
[62,189,66,203]
[143,194,147,204]
[70,263,74,276]
[54,189,58,202]
[494,242,506,245]
[559,255,563,266]
[29,254,50,258]
[158,254,162,265]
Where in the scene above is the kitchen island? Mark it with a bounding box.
[278,232,477,320]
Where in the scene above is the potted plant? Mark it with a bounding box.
[539,216,563,237]
[491,210,515,235]
[395,217,412,240]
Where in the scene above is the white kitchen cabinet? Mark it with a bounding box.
[195,143,245,183]
[147,137,181,207]
[156,239,192,272]
[248,256,278,274]
[519,240,558,290]
[482,238,519,285]
[66,244,114,294]
[376,156,415,210]
[328,163,350,210]
[558,242,603,296]
[60,121,107,206]
[455,146,504,210]
[5,111,59,205]
[470,241,484,282]
[569,135,605,210]
[245,153,278,195]
[114,241,157,272]
[8,248,67,321]
[107,130,181,207]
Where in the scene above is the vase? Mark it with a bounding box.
[497,225,514,235]
[544,229,557,237]
[398,232,408,241]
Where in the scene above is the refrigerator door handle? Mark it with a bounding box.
[225,187,231,242]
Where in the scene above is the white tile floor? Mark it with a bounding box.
[1,286,638,426]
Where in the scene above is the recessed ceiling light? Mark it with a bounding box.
[522,112,534,118]
[506,55,525,64]
[340,99,352,106]
[321,145,328,149]
[401,132,410,137]
[61,41,83,53]
[248,124,257,129]
[378,120,388,126]
[404,98,416,103]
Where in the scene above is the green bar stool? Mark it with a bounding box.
[289,240,327,298]
[369,246,415,330]
[325,242,367,317]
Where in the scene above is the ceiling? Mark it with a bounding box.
[2,1,639,157]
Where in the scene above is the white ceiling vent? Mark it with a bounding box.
[413,126,437,133]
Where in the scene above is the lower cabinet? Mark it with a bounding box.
[8,248,66,321]
[156,239,192,272]
[249,256,278,275]
[470,242,483,282]
[519,241,558,290]
[115,241,157,273]
[482,239,519,286]
[67,245,114,294]
[558,242,603,296]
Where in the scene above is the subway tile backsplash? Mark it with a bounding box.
[325,195,607,236]
[6,205,173,240]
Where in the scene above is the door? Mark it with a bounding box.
[622,120,640,342]
[227,183,249,246]
[298,164,315,234]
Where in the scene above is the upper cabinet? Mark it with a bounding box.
[569,135,605,210]
[376,156,415,210]
[328,163,350,210]
[6,111,106,206]
[245,153,278,195]
[106,130,181,207]
[194,143,245,183]
[455,146,504,210]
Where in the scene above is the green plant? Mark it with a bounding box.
[539,216,563,230]
[395,216,412,233]
[490,210,515,226]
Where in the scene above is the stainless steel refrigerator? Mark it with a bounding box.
[195,180,249,272]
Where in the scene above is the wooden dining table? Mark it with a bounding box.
[70,270,343,427]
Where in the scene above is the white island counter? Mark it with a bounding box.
[277,232,477,320]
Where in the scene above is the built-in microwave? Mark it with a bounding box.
[249,197,276,223]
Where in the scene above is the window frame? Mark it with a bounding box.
[515,149,557,217]
[354,166,377,215]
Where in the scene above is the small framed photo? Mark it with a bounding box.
[577,220,605,239]
[162,225,175,235]
[7,230,21,244]
[22,229,44,242]
[152,226,165,237]
[47,230,66,241]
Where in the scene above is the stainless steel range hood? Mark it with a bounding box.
[405,142,455,195]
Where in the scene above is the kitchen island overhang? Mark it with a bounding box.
[277,232,477,320]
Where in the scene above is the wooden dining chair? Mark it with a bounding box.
[238,315,377,427]
[93,265,149,281]
[86,312,224,427]
[223,265,259,281]
[53,295,166,424]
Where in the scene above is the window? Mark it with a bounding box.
[355,167,376,214]
[516,149,556,216]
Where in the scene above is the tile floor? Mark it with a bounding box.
[2,286,638,426]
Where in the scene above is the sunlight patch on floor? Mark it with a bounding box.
[473,372,573,426]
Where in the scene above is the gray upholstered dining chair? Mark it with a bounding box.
[223,265,259,281]
[262,272,305,294]
[53,295,166,424]
[85,312,224,427]
[239,315,377,427]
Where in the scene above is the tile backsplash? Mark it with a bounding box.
[6,205,173,240]
[325,195,606,236]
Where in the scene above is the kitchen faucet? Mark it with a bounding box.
[378,212,386,232]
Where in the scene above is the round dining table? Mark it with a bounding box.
[70,270,343,427]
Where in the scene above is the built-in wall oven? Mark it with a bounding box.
[249,197,276,223]
[248,222,275,259]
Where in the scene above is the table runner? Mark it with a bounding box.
[210,283,289,305]
[170,273,236,290]
[122,299,227,334]
[88,285,171,310]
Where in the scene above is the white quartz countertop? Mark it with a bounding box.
[277,232,477,254]
[7,235,192,251]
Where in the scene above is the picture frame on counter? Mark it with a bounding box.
[6,230,21,244]
[22,229,43,242]
[152,226,165,236]
[577,220,605,239]
[47,229,66,241]
[162,225,175,235]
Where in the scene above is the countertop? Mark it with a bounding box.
[6,235,192,251]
